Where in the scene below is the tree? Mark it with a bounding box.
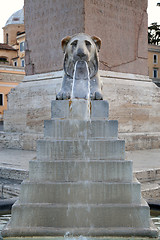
[148,22,160,45]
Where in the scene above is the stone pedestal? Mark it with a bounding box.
[2,71,160,151]
[24,0,148,76]
[2,100,158,238]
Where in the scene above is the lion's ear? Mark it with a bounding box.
[91,36,101,52]
[61,36,71,53]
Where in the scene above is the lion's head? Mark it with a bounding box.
[61,33,101,79]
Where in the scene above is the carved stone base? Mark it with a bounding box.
[2,70,160,151]
[2,100,158,238]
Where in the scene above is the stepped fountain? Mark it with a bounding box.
[2,33,159,239]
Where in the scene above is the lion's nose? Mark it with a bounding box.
[77,49,86,58]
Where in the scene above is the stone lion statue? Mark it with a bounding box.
[56,33,103,100]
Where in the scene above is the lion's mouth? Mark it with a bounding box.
[65,57,97,79]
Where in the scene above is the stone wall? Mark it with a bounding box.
[24,0,84,75]
[2,70,160,151]
[24,0,148,76]
[0,65,25,83]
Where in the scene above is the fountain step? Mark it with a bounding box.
[44,119,118,139]
[19,181,141,204]
[37,139,125,161]
[29,160,133,182]
[51,100,109,120]
[9,200,150,229]
[2,226,158,238]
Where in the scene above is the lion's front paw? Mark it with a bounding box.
[56,91,71,100]
[90,91,103,100]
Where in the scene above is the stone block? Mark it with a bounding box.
[10,200,150,229]
[51,100,69,119]
[44,119,118,139]
[19,181,141,204]
[37,139,125,161]
[51,100,109,120]
[90,100,109,119]
[2,92,158,238]
[24,0,148,75]
[4,110,27,132]
[69,99,90,120]
[29,160,133,183]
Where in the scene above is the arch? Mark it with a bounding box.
[0,56,8,63]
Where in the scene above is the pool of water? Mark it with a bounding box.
[0,213,11,239]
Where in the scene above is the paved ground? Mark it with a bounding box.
[0,148,159,172]
[0,149,35,171]
[126,149,160,172]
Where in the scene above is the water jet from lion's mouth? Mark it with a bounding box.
[71,60,90,100]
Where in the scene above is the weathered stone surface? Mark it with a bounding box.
[0,131,43,150]
[19,181,141,204]
[24,0,148,76]
[90,100,109,119]
[4,72,62,133]
[51,100,109,120]
[7,201,151,229]
[3,225,158,238]
[37,139,125,161]
[24,0,84,75]
[29,160,133,183]
[85,0,148,75]
[44,119,118,139]
[2,99,158,238]
[2,70,160,151]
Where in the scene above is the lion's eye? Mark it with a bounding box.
[71,40,78,47]
[85,40,91,50]
[85,41,91,46]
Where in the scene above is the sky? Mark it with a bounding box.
[0,0,160,43]
[0,0,24,43]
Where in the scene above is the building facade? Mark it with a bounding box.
[148,44,160,87]
[0,64,25,120]
[0,8,25,121]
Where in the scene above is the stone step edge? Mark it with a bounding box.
[1,166,159,189]
[30,159,132,163]
[0,167,28,181]
[44,119,118,123]
[22,180,139,185]
[42,136,118,140]
[38,139,124,143]
[13,197,148,207]
[134,168,160,182]
[2,225,158,238]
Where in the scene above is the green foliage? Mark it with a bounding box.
[148,22,160,45]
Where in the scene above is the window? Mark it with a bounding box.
[153,54,158,64]
[20,41,25,52]
[153,69,158,78]
[0,94,3,106]
[0,57,7,62]
[21,58,25,67]
[13,17,19,21]
[6,33,8,44]
[13,60,17,67]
